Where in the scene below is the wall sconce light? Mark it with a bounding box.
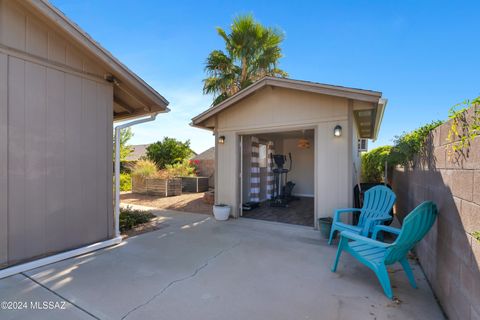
[218,135,226,144]
[334,125,342,137]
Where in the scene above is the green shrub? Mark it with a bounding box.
[131,159,158,178]
[119,206,155,232]
[361,121,442,183]
[361,146,393,183]
[390,121,443,166]
[164,159,197,177]
[120,173,132,191]
[473,231,480,242]
[146,137,193,169]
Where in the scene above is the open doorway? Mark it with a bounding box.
[240,129,315,227]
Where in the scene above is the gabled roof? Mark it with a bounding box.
[125,144,149,162]
[191,77,386,140]
[23,0,169,120]
[193,147,215,161]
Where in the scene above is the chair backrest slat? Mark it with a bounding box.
[384,201,437,264]
[358,186,396,227]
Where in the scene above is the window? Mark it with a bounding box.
[259,144,267,168]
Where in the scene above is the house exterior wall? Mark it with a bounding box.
[215,86,351,224]
[0,0,114,267]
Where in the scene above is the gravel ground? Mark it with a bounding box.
[120,192,213,215]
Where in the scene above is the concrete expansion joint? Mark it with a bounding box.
[120,241,242,320]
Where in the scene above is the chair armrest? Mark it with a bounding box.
[333,208,362,222]
[372,225,401,240]
[340,231,391,248]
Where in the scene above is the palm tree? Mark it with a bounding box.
[203,14,288,105]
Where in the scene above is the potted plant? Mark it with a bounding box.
[213,204,231,221]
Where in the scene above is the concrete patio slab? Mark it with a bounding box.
[1,210,445,320]
[0,274,91,319]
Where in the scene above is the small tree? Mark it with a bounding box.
[113,127,134,161]
[146,137,193,169]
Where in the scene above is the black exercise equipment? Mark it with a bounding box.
[242,201,260,211]
[270,152,298,207]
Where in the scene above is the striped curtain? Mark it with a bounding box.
[266,141,275,199]
[250,137,260,202]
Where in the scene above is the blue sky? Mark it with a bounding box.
[51,0,480,153]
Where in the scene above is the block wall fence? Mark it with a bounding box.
[392,109,480,320]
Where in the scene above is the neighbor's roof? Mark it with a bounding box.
[193,147,215,161]
[191,77,386,140]
[24,0,169,120]
[125,144,149,162]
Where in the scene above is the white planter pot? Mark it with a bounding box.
[213,205,231,221]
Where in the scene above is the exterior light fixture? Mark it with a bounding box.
[334,125,342,137]
[218,135,226,144]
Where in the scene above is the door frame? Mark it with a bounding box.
[237,125,317,227]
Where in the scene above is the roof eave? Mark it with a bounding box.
[372,98,387,141]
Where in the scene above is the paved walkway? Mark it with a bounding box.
[0,210,444,320]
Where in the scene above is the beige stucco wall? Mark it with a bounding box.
[214,86,352,225]
[0,0,114,267]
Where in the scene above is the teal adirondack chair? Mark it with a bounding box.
[328,185,396,245]
[331,201,438,299]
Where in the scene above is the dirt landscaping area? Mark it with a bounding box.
[120,192,213,215]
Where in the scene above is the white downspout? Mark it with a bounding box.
[114,113,159,237]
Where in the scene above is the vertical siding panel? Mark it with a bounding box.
[8,57,26,263]
[82,79,98,243]
[24,62,46,257]
[0,53,8,266]
[105,85,114,237]
[1,1,26,51]
[64,74,83,247]
[96,83,108,240]
[47,31,66,65]
[45,68,66,253]
[26,15,48,59]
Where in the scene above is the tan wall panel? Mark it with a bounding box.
[45,68,66,253]
[316,120,349,219]
[96,83,109,239]
[0,1,26,51]
[218,87,348,132]
[105,85,114,237]
[47,31,66,65]
[216,132,239,216]
[64,74,84,247]
[82,78,101,243]
[8,57,26,263]
[24,62,47,258]
[0,53,7,265]
[5,57,113,266]
[26,15,48,58]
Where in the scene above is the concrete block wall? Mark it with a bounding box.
[392,113,480,320]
